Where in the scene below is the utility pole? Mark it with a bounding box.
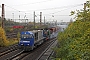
[56,20,57,26]
[1,4,5,28]
[84,3,86,21]
[19,11,20,23]
[44,16,45,25]
[24,13,27,25]
[84,3,86,11]
[40,12,42,25]
[12,13,14,25]
[34,11,35,29]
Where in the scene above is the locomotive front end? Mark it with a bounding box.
[18,31,34,51]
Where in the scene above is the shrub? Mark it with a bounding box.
[0,27,9,46]
[54,21,90,60]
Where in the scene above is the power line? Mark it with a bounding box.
[5,4,20,12]
[5,3,83,13]
[34,4,83,16]
[43,15,70,16]
[26,4,83,11]
[4,3,83,20]
[44,4,83,15]
[5,5,33,15]
[12,0,54,6]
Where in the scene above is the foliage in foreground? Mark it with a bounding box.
[0,27,9,46]
[0,27,18,47]
[54,20,90,60]
[53,1,90,60]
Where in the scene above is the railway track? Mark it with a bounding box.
[0,44,18,56]
[36,39,57,60]
[7,50,33,60]
[7,50,24,60]
[6,33,17,38]
[8,38,57,60]
[0,44,18,53]
[0,49,22,60]
[0,44,20,60]
[0,38,57,60]
[22,38,57,60]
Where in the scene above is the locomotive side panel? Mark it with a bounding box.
[34,30,44,46]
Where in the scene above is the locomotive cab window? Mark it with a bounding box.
[21,34,33,38]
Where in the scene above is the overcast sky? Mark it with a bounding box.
[0,0,87,22]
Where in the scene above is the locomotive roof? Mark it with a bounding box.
[21,30,42,35]
[21,31,33,35]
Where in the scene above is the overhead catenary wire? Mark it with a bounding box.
[35,4,83,16]
[47,4,83,14]
[5,5,28,13]
[12,0,54,6]
[4,3,83,14]
[25,4,83,11]
[25,3,83,17]
[5,4,20,12]
[4,4,33,16]
[3,3,84,22]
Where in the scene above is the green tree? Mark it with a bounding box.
[53,0,90,60]
[70,0,90,21]
[0,27,9,46]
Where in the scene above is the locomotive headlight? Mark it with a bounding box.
[24,37,26,38]
[21,44,23,45]
[27,44,29,45]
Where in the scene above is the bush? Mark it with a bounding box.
[0,27,9,46]
[54,20,90,60]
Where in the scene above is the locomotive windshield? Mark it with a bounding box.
[21,34,33,38]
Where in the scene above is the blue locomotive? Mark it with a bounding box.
[18,27,58,51]
[18,30,45,51]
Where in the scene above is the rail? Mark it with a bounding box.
[36,38,57,60]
